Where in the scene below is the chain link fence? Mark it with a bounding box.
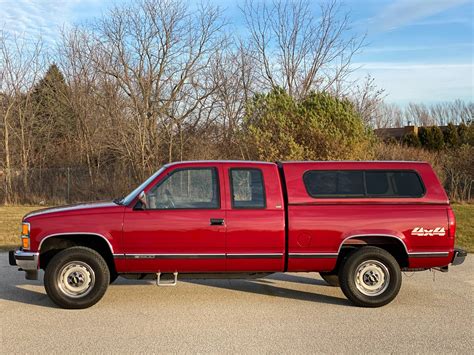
[0,167,138,205]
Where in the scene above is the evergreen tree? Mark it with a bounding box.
[418,126,431,148]
[443,123,459,148]
[457,123,468,144]
[466,122,474,146]
[457,122,474,146]
[243,88,374,161]
[386,137,398,145]
[430,126,445,151]
[402,132,421,148]
[31,64,75,165]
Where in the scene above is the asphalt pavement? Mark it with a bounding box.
[1,252,472,353]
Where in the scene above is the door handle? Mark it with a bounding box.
[210,218,225,226]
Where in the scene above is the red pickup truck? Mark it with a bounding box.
[9,161,466,309]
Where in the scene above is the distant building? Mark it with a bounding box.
[374,126,418,140]
[374,125,453,140]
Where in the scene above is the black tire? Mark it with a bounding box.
[319,272,340,287]
[339,246,402,307]
[44,246,110,309]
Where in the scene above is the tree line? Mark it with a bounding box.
[0,0,472,204]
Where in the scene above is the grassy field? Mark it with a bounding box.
[0,206,43,249]
[0,204,472,251]
[452,204,474,252]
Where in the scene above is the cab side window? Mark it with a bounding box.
[230,169,266,209]
[146,168,219,209]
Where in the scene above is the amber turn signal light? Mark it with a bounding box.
[20,223,30,250]
[22,237,30,249]
[21,223,30,236]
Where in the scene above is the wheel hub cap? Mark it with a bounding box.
[58,261,95,298]
[355,260,390,297]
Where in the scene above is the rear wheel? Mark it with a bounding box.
[44,246,110,309]
[319,272,339,287]
[339,246,401,307]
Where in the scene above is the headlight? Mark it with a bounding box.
[21,222,30,250]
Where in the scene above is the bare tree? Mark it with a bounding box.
[371,99,474,129]
[58,28,115,185]
[80,0,226,179]
[209,41,257,158]
[372,103,405,129]
[0,31,43,203]
[242,0,364,98]
[351,75,385,125]
[428,100,473,125]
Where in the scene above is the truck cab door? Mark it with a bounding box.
[122,165,226,272]
[223,163,285,272]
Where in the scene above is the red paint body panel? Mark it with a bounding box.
[222,162,285,272]
[286,204,453,271]
[22,160,457,275]
[26,202,125,254]
[122,209,226,272]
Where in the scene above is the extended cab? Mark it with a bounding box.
[9,161,467,308]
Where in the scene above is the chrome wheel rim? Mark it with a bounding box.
[57,261,95,298]
[355,260,390,297]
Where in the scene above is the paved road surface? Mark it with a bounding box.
[1,253,472,353]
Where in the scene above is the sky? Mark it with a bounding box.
[0,0,472,105]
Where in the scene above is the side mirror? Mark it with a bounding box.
[134,191,147,210]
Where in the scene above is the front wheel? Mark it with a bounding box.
[339,247,402,307]
[44,246,110,309]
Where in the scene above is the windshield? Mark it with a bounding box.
[121,166,166,206]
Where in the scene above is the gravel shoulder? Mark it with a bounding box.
[1,253,472,353]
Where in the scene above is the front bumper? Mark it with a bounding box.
[451,248,467,266]
[9,249,39,280]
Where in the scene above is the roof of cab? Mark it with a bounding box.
[165,160,429,164]
[165,160,276,167]
[164,160,430,168]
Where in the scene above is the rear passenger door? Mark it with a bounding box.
[223,163,286,272]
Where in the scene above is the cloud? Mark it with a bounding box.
[355,62,472,70]
[413,17,473,26]
[371,0,471,32]
[352,62,474,104]
[0,0,102,46]
[364,43,473,53]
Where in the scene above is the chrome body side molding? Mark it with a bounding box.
[113,253,284,259]
[288,253,338,259]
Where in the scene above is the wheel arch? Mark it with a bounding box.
[39,233,116,274]
[337,234,409,268]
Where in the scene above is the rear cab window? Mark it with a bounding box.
[303,170,425,198]
[230,168,266,208]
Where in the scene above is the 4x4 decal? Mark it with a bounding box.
[411,227,446,237]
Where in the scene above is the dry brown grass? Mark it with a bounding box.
[0,206,45,249]
[452,204,474,252]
